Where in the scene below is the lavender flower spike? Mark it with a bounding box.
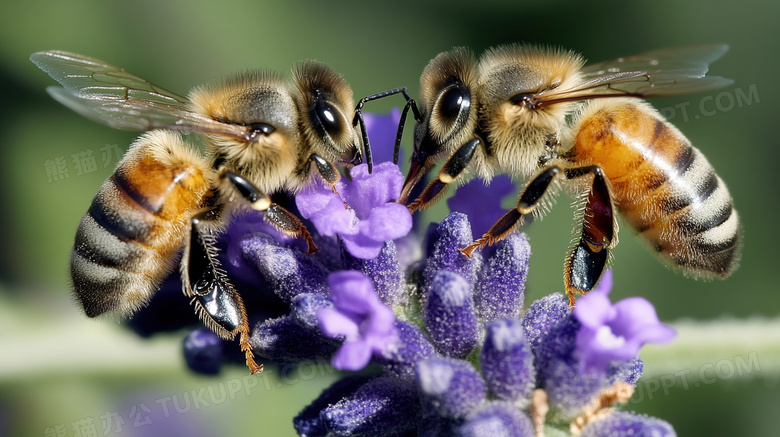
[424,270,480,358]
[320,377,420,437]
[416,357,486,420]
[318,271,398,371]
[480,318,535,406]
[574,270,677,372]
[297,162,413,260]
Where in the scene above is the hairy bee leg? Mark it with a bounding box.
[353,87,422,170]
[408,138,481,212]
[223,171,320,255]
[183,210,262,374]
[563,165,617,305]
[308,153,341,194]
[461,166,561,258]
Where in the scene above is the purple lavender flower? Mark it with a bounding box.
[473,232,530,323]
[318,270,398,371]
[376,320,439,378]
[123,111,680,436]
[447,174,516,237]
[319,377,420,436]
[182,329,224,375]
[480,318,535,406]
[424,270,479,358]
[292,212,677,436]
[574,270,677,373]
[459,402,534,437]
[251,315,339,363]
[416,357,486,419]
[296,161,413,259]
[423,212,483,288]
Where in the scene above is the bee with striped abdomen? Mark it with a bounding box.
[396,44,741,304]
[32,51,378,373]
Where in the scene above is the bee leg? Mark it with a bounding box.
[562,165,617,305]
[223,171,320,255]
[183,211,262,374]
[408,138,481,212]
[353,87,422,169]
[461,166,561,258]
[309,154,341,194]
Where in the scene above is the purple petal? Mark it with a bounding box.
[611,297,676,343]
[295,178,346,219]
[318,307,360,339]
[592,269,613,294]
[416,358,486,419]
[480,319,535,405]
[474,233,531,323]
[424,270,479,358]
[358,202,413,242]
[307,198,359,237]
[344,162,405,216]
[296,162,411,261]
[580,411,676,437]
[573,291,616,329]
[320,377,420,437]
[366,304,397,338]
[322,271,398,371]
[577,326,639,370]
[574,281,677,373]
[341,234,386,260]
[327,270,377,315]
[332,340,373,371]
[458,402,535,437]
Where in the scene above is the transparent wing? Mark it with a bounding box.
[30,51,253,141]
[533,45,733,108]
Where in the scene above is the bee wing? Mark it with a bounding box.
[534,45,733,108]
[31,51,253,141]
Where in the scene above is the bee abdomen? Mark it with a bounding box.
[70,131,212,318]
[632,144,741,277]
[571,99,741,279]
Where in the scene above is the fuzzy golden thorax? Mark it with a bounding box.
[477,45,584,178]
[188,71,304,194]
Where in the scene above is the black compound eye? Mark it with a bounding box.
[313,99,342,138]
[436,84,469,125]
[250,123,275,135]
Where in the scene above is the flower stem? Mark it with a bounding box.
[640,317,780,380]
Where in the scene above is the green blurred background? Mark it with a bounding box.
[1,0,778,436]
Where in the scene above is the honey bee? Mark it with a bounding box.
[32,51,380,374]
[396,44,741,304]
